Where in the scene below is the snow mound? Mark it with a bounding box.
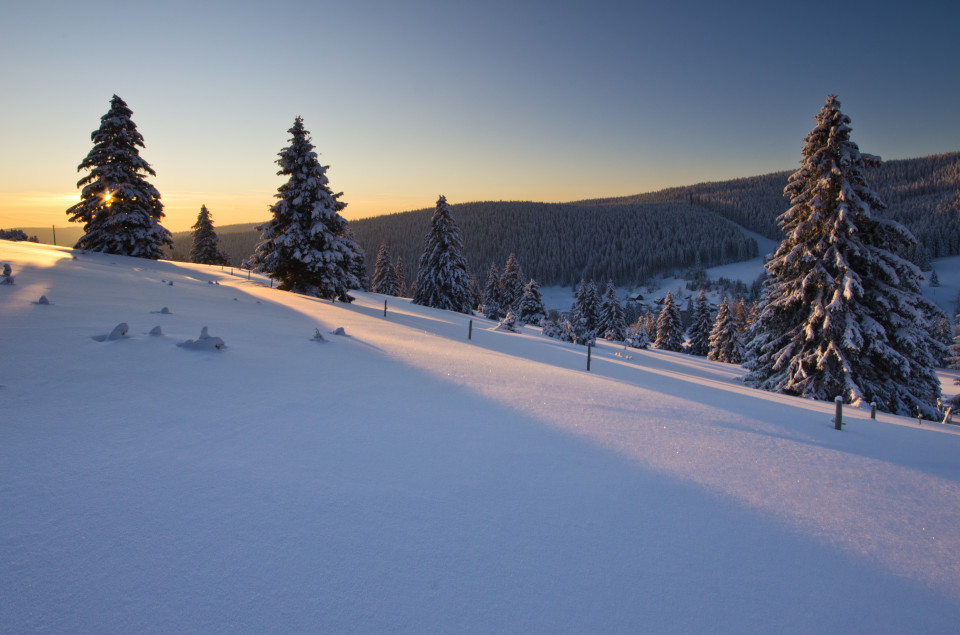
[91,322,129,342]
[178,326,225,351]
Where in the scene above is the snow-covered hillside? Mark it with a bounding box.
[2,240,960,633]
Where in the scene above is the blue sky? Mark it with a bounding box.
[1,0,958,231]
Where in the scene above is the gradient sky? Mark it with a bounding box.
[1,0,958,232]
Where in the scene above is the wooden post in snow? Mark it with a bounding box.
[834,397,843,430]
[384,299,388,317]
[587,343,592,371]
[870,402,877,419]
[468,319,473,340]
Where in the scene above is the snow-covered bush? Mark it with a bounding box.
[495,311,520,333]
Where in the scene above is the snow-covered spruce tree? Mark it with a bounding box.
[685,289,714,356]
[371,242,398,295]
[190,205,229,266]
[245,117,361,301]
[394,256,406,297]
[413,196,473,313]
[469,275,482,312]
[949,318,960,406]
[598,281,627,341]
[540,316,561,339]
[516,278,547,325]
[745,95,945,418]
[499,253,525,313]
[482,261,504,319]
[626,321,651,349]
[570,279,600,345]
[66,95,172,259]
[654,291,684,351]
[496,310,520,332]
[708,297,745,363]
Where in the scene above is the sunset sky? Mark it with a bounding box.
[1,0,958,232]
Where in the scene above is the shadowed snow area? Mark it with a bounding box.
[2,240,960,633]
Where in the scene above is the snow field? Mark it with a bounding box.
[2,240,960,633]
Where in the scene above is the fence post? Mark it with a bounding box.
[468,319,473,340]
[587,343,592,371]
[834,397,843,430]
[870,402,877,419]
[384,299,388,317]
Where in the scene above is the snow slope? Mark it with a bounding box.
[2,240,960,633]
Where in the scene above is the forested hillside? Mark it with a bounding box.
[580,152,960,268]
[152,152,958,284]
[350,201,758,287]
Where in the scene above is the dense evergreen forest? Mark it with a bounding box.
[157,152,958,284]
[580,152,960,268]
[351,200,758,287]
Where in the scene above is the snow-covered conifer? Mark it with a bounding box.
[495,310,520,332]
[626,321,651,349]
[708,297,745,363]
[482,261,504,319]
[190,205,229,266]
[245,117,361,301]
[413,196,473,313]
[685,289,714,356]
[570,279,600,345]
[66,95,172,259]
[654,291,684,351]
[598,281,626,341]
[949,318,960,405]
[745,95,945,418]
[499,253,525,313]
[516,278,547,325]
[394,256,406,297]
[371,242,398,295]
[540,316,561,339]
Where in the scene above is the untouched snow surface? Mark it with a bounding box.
[2,240,960,633]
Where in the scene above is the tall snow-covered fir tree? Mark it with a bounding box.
[413,196,473,313]
[685,289,714,356]
[745,95,945,418]
[654,291,684,351]
[245,117,362,301]
[570,279,601,345]
[482,261,504,319]
[626,320,651,349]
[190,205,229,266]
[65,95,172,259]
[598,281,626,341]
[708,297,745,364]
[499,253,525,313]
[394,256,406,297]
[516,278,547,325]
[371,242,398,295]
